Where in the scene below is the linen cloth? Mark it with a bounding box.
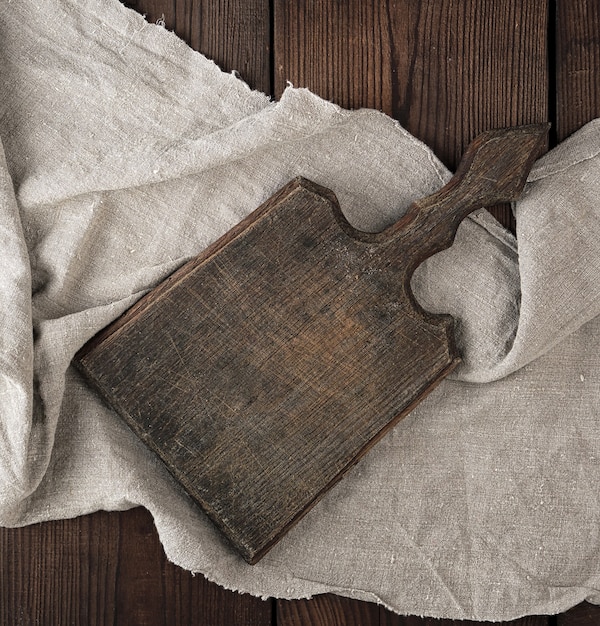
[1,0,599,620]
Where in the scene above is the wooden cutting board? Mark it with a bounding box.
[74,124,547,563]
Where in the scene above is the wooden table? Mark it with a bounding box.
[2,1,599,624]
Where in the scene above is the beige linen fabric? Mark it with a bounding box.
[1,0,599,620]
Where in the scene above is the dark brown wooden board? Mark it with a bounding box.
[74,125,546,564]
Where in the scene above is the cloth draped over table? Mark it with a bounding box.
[1,0,599,620]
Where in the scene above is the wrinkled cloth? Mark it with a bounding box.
[1,0,599,620]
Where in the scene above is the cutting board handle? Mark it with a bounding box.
[386,123,549,270]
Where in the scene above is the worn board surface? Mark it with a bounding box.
[75,178,458,563]
[74,124,545,563]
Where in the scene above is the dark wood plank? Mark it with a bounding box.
[557,601,600,626]
[274,0,394,113]
[114,0,273,621]
[555,0,600,142]
[0,512,119,626]
[274,0,548,168]
[381,612,549,625]
[162,561,272,626]
[114,507,164,626]
[114,0,274,622]
[0,507,272,626]
[124,0,271,93]
[277,595,551,626]
[115,507,272,626]
[278,594,380,626]
[274,0,548,229]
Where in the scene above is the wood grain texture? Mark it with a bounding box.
[278,594,380,626]
[123,0,271,93]
[114,507,272,626]
[274,0,548,168]
[274,0,393,112]
[271,0,551,624]
[279,595,553,626]
[555,0,600,142]
[0,512,119,626]
[381,614,550,626]
[274,0,548,229]
[0,508,272,626]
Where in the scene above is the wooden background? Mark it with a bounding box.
[2,0,600,624]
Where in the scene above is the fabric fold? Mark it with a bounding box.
[415,119,600,382]
[0,137,36,517]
